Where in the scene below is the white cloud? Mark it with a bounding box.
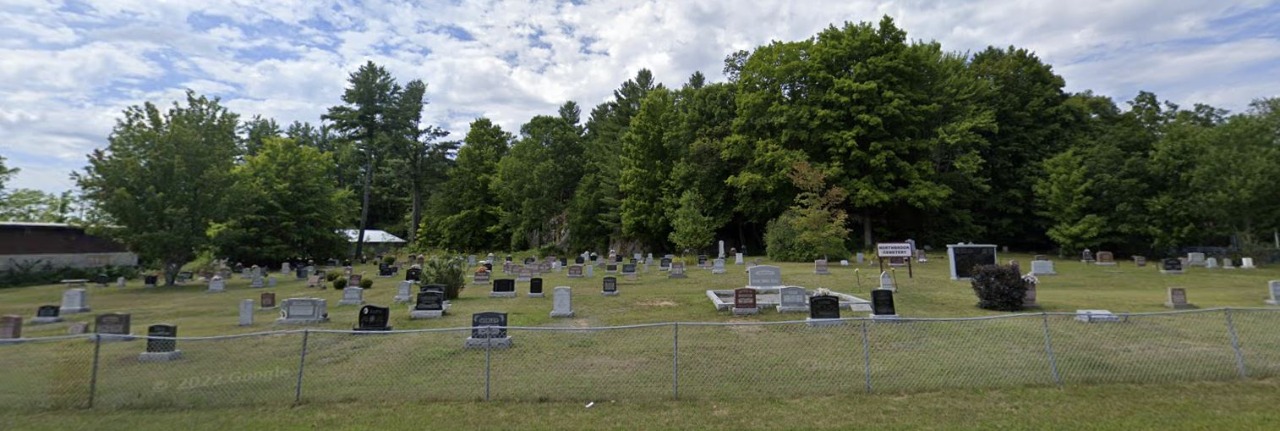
[2,0,1277,194]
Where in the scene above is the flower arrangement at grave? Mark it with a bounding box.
[813,287,832,297]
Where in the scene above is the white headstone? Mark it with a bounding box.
[1075,309,1120,322]
[735,253,745,265]
[550,286,574,318]
[746,266,783,289]
[777,286,808,313]
[840,260,849,266]
[1223,258,1236,269]
[1187,252,1207,267]
[1267,280,1280,306]
[276,298,330,324]
[394,281,413,303]
[586,264,594,278]
[116,277,126,288]
[1205,257,1219,269]
[239,299,254,326]
[60,288,90,313]
[282,262,291,274]
[878,271,895,291]
[1241,257,1256,269]
[207,277,225,293]
[718,241,725,259]
[1030,260,1056,275]
[338,287,365,306]
[856,253,865,264]
[712,258,726,274]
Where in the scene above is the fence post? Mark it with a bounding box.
[87,334,102,408]
[484,333,492,401]
[294,330,310,404]
[1040,312,1063,387]
[861,320,872,394]
[1223,308,1249,379]
[672,322,680,400]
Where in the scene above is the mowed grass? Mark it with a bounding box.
[2,380,1279,430]
[2,254,1279,427]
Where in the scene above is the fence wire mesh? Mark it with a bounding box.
[2,308,1278,411]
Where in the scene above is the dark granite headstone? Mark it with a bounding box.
[606,264,618,273]
[697,255,708,267]
[529,278,543,295]
[405,267,422,282]
[809,296,840,320]
[415,291,444,311]
[1162,258,1183,272]
[260,292,277,308]
[953,246,997,279]
[37,305,59,318]
[144,275,159,286]
[471,312,508,338]
[575,256,585,264]
[493,279,516,293]
[146,324,177,353]
[355,305,392,331]
[871,290,897,316]
[622,263,637,274]
[603,277,618,293]
[95,313,131,336]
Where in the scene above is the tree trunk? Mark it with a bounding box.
[164,261,180,287]
[409,182,422,245]
[354,157,374,261]
[863,212,873,249]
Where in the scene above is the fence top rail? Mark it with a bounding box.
[7,307,1278,343]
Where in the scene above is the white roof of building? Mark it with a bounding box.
[339,229,407,243]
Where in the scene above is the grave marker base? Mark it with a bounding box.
[870,314,900,320]
[602,291,619,297]
[1265,299,1278,306]
[550,310,574,318]
[337,299,365,306]
[464,337,513,349]
[805,318,844,327]
[1164,302,1195,310]
[1074,310,1121,323]
[776,305,808,313]
[275,317,330,325]
[731,307,759,316]
[409,310,444,319]
[59,307,90,314]
[138,351,183,362]
[393,295,412,304]
[528,293,544,298]
[489,292,517,298]
[353,326,393,332]
[31,317,64,324]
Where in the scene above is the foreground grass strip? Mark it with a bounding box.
[4,380,1278,431]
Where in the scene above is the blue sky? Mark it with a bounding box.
[3,0,1279,194]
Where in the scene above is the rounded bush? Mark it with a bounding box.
[332,277,348,290]
[970,264,1027,311]
[359,278,373,289]
[325,272,340,282]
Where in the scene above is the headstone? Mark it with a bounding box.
[622,263,638,280]
[143,275,158,288]
[491,279,517,298]
[718,240,725,259]
[516,267,532,282]
[1024,279,1039,308]
[1095,251,1116,266]
[916,250,928,263]
[814,259,830,275]
[1205,257,1219,269]
[947,244,998,280]
[732,288,759,315]
[1165,287,1194,309]
[1080,248,1094,263]
[67,322,88,335]
[776,286,808,313]
[394,281,414,303]
[348,273,363,288]
[1075,309,1120,323]
[405,267,422,282]
[473,269,491,285]
[602,277,619,296]
[32,305,62,324]
[1223,258,1236,269]
[550,286,574,318]
[586,263,594,278]
[807,295,841,326]
[575,256,585,264]
[354,305,392,331]
[1160,258,1184,274]
[856,253,865,264]
[668,262,686,279]
[1241,257,1256,269]
[1030,260,1056,275]
[605,263,618,273]
[528,278,544,298]
[468,255,477,266]
[260,292,277,309]
[878,271,895,291]
[0,315,21,340]
[138,324,182,362]
[697,255,709,268]
[60,288,90,314]
[567,265,584,278]
[1187,252,1207,267]
[307,275,321,288]
[840,260,849,266]
[712,258,726,274]
[336,287,364,306]
[746,265,783,289]
[659,258,672,271]
[1133,256,1148,267]
[267,276,277,288]
[410,290,445,319]
[94,313,133,341]
[735,253,744,265]
[870,289,898,319]
[239,299,254,326]
[207,276,225,293]
[276,298,330,324]
[464,312,512,349]
[282,262,291,274]
[1266,280,1280,306]
[115,277,126,288]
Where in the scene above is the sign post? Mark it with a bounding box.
[876,242,914,279]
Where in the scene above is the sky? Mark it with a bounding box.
[2,0,1279,195]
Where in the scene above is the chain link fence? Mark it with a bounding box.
[2,308,1278,410]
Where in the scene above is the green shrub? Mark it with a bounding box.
[764,210,848,262]
[0,261,139,289]
[332,277,348,290]
[359,278,373,289]
[325,271,340,282]
[423,256,466,300]
[382,255,396,266]
[970,264,1027,311]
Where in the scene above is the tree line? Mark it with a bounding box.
[19,16,1275,282]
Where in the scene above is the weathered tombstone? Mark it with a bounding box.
[538,262,552,273]
[732,288,759,315]
[281,262,291,275]
[410,290,445,319]
[338,287,365,306]
[668,262,686,279]
[856,252,865,264]
[516,267,533,282]
[1095,251,1116,266]
[947,244,998,280]
[1080,248,1094,263]
[888,256,907,267]
[207,276,226,293]
[276,298,330,324]
[473,269,491,285]
[878,271,896,291]
[1241,257,1256,269]
[1134,256,1148,267]
[1030,259,1056,276]
[260,292,277,309]
[250,272,265,288]
[138,324,182,362]
[776,286,809,313]
[94,313,134,341]
[1223,258,1236,269]
[712,258,726,274]
[719,240,726,259]
[468,255,477,266]
[405,267,422,282]
[354,305,392,331]
[307,275,321,288]
[814,259,830,275]
[807,295,841,326]
[239,299,254,326]
[464,312,512,349]
[697,255,709,269]
[586,263,594,278]
[605,263,618,273]
[1075,309,1121,323]
[1160,258,1184,274]
[1024,280,1039,308]
[0,315,21,341]
[348,273,363,288]
[1205,257,1219,269]
[550,286,574,318]
[567,265,584,278]
[67,322,89,335]
[602,277,619,296]
[735,253,745,265]
[1266,280,1280,306]
[394,281,414,303]
[622,263,638,280]
[746,265,783,289]
[32,305,62,324]
[1187,252,1207,267]
[143,274,158,288]
[659,258,672,271]
[60,288,90,314]
[115,277,126,288]
[1165,287,1194,309]
[870,289,898,319]
[491,279,517,298]
[916,250,928,263]
[529,278,544,298]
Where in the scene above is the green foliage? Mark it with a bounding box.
[493,104,584,250]
[619,87,677,249]
[420,118,511,252]
[325,271,340,282]
[74,90,239,285]
[359,278,373,289]
[0,189,79,223]
[0,154,15,192]
[422,256,466,300]
[668,190,716,254]
[970,264,1027,311]
[0,262,138,289]
[381,255,396,266]
[764,162,850,261]
[332,277,348,290]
